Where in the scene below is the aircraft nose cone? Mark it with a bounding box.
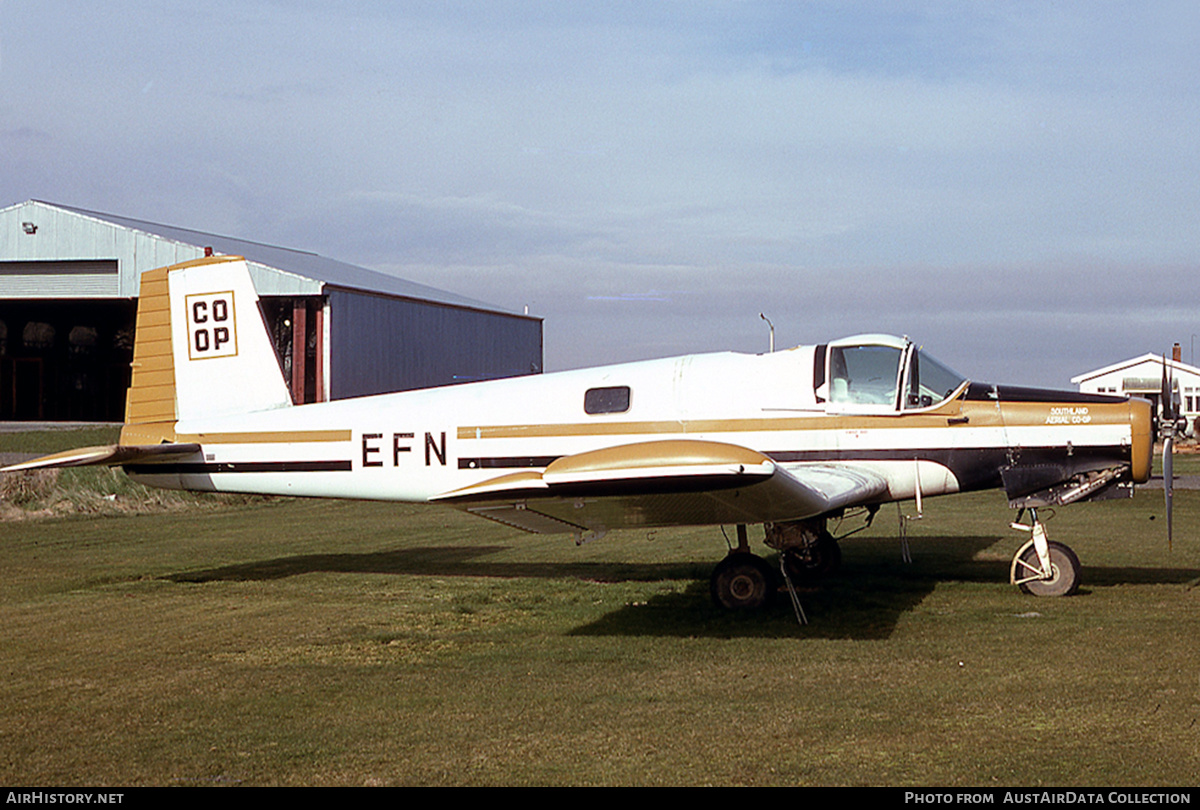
[1130,397,1153,484]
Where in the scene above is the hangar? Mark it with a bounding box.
[0,200,542,421]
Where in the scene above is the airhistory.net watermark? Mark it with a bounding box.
[6,794,123,805]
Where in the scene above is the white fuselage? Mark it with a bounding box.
[133,344,1142,511]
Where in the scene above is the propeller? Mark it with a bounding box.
[1160,357,1181,550]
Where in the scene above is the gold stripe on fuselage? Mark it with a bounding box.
[457,399,1138,441]
[174,429,353,444]
[117,423,353,447]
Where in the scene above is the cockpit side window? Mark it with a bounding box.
[904,349,966,409]
[828,345,903,408]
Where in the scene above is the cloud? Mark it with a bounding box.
[0,2,1196,389]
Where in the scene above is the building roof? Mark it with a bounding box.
[1071,353,1200,384]
[3,200,521,315]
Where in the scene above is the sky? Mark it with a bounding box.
[2,1,1198,388]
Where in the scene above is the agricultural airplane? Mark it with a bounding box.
[4,256,1180,611]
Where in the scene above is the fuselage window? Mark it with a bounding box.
[584,386,631,414]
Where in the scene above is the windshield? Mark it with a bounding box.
[905,348,966,409]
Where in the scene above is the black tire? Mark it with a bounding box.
[781,533,842,583]
[710,553,777,610]
[1014,541,1081,597]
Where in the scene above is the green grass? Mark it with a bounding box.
[0,425,121,454]
[1,484,1198,786]
[1156,446,1200,476]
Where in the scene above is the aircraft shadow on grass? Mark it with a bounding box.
[160,532,1199,639]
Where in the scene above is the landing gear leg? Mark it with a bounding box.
[766,519,841,583]
[735,523,750,554]
[710,524,812,622]
[1009,508,1081,597]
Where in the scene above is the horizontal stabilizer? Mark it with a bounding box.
[1,443,202,473]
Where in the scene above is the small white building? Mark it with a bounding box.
[1072,351,1200,434]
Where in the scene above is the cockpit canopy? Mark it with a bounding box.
[821,335,966,412]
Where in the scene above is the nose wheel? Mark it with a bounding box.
[1009,509,1081,597]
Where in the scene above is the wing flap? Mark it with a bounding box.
[465,504,587,534]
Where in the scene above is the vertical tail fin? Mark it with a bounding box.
[121,256,292,443]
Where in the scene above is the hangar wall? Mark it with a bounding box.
[0,205,205,298]
[328,288,543,399]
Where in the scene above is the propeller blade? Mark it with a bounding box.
[1164,434,1174,551]
[1161,356,1176,421]
[1160,354,1176,551]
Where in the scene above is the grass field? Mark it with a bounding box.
[2,463,1198,786]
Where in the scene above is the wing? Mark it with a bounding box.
[432,439,888,538]
[1,443,202,473]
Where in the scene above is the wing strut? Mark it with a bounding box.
[777,556,809,625]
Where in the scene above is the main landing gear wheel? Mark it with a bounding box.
[1012,540,1081,597]
[711,553,777,610]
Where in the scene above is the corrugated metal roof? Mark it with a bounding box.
[6,200,521,315]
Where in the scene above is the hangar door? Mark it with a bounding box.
[0,299,135,421]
